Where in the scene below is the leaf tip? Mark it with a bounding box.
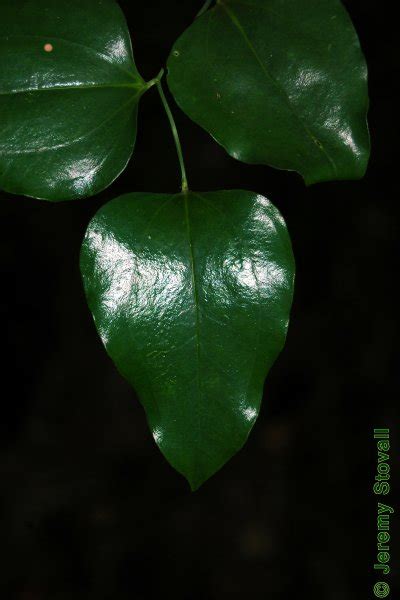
[188,477,205,492]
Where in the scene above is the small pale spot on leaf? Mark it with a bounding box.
[44,43,54,52]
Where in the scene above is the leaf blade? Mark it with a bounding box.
[0,0,144,200]
[167,0,370,184]
[80,190,295,489]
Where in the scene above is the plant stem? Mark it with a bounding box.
[156,71,189,193]
[197,0,213,17]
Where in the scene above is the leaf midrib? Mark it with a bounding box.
[183,193,203,455]
[0,34,140,82]
[0,82,142,96]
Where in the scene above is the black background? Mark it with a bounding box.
[0,1,398,598]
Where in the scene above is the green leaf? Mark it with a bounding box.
[167,0,370,185]
[0,0,146,201]
[80,190,295,489]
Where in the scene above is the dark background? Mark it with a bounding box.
[0,1,398,598]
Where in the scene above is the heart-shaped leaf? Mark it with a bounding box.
[80,190,295,489]
[0,0,147,201]
[167,0,370,185]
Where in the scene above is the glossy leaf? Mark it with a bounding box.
[0,0,146,201]
[168,0,370,184]
[80,190,295,489]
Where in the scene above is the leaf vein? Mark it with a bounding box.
[0,92,140,155]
